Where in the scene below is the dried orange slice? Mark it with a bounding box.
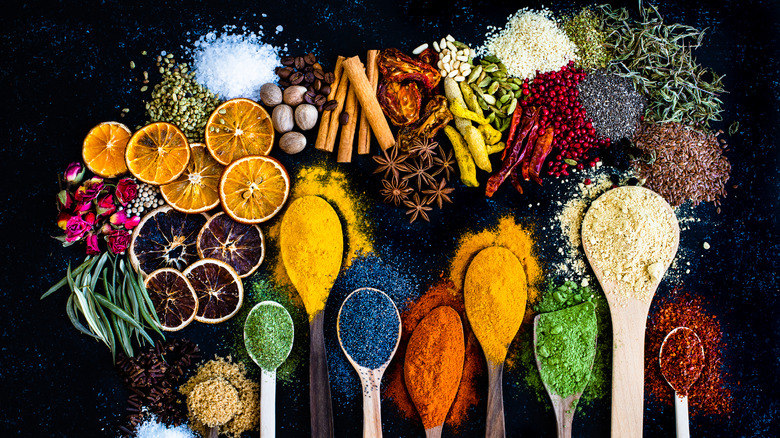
[125,122,191,185]
[197,212,265,278]
[144,268,198,332]
[129,206,208,276]
[204,98,274,165]
[160,143,224,213]
[183,259,244,324]
[219,155,290,224]
[82,121,131,178]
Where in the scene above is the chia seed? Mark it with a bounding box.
[578,70,646,141]
[337,288,400,370]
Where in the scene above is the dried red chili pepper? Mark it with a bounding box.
[378,48,441,90]
[485,107,539,197]
[377,79,422,126]
[527,128,555,184]
[503,106,523,161]
[645,290,733,418]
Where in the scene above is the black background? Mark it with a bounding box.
[1,0,778,437]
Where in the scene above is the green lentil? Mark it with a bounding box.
[145,55,220,142]
[536,302,598,397]
[244,302,294,371]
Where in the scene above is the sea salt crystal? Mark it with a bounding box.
[191,30,281,101]
[275,25,283,34]
[131,415,196,438]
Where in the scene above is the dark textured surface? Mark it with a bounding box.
[0,0,778,437]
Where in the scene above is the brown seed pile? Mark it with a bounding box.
[116,339,201,436]
[632,122,731,208]
[180,356,260,438]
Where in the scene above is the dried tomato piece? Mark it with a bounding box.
[377,79,422,126]
[378,48,441,90]
[416,48,439,68]
[397,95,453,150]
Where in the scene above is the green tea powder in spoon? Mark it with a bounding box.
[536,302,598,397]
[245,304,295,371]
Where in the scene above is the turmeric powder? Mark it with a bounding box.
[404,306,465,430]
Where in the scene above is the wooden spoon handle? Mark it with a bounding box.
[361,369,383,438]
[553,397,576,438]
[486,361,506,438]
[309,313,334,438]
[260,368,276,438]
[425,425,443,438]
[674,395,690,438]
[610,309,648,438]
[208,426,218,438]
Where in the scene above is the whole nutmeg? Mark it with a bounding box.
[259,83,283,107]
[294,104,318,131]
[283,85,308,106]
[272,104,294,133]
[279,131,307,154]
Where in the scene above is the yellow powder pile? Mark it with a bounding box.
[180,357,259,438]
[266,164,374,289]
[449,215,543,310]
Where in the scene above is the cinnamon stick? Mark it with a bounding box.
[315,56,345,151]
[337,85,359,162]
[323,69,351,153]
[341,56,395,151]
[357,50,379,155]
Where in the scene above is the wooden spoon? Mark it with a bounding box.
[244,301,295,438]
[405,306,465,438]
[463,246,527,438]
[659,327,705,438]
[532,306,598,438]
[336,288,401,438]
[581,186,679,438]
[280,196,344,438]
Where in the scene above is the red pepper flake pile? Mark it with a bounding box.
[646,291,733,417]
[659,327,706,397]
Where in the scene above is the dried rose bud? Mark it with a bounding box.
[64,162,85,186]
[86,234,100,255]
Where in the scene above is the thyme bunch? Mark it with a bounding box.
[597,2,725,127]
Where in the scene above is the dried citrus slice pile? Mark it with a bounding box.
[82,121,132,178]
[197,212,265,278]
[205,98,275,165]
[129,206,208,275]
[144,268,198,331]
[160,143,224,213]
[125,122,191,185]
[219,155,290,224]
[183,259,244,323]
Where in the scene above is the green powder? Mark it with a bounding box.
[535,302,598,397]
[244,302,294,371]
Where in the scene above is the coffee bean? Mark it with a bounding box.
[323,100,338,111]
[278,79,291,88]
[303,65,314,74]
[276,66,294,80]
[319,85,331,96]
[304,91,316,104]
[313,62,323,72]
[324,72,335,84]
[339,112,349,125]
[281,56,295,66]
[313,79,322,91]
[289,71,304,85]
[304,72,315,84]
[317,104,324,112]
[294,56,305,70]
[313,69,325,80]
[314,94,326,106]
[304,52,317,65]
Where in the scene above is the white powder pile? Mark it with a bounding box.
[131,416,196,438]
[480,8,578,80]
[191,30,281,101]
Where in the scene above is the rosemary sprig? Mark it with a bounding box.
[43,252,163,361]
[597,2,726,128]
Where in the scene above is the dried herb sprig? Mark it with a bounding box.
[597,2,725,127]
[42,252,163,361]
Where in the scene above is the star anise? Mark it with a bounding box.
[373,144,409,182]
[422,178,454,209]
[402,156,435,191]
[432,144,456,181]
[404,193,432,223]
[380,178,413,206]
[408,137,438,165]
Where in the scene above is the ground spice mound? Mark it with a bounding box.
[267,164,374,289]
[646,290,733,417]
[180,357,260,437]
[384,279,484,430]
[449,215,542,308]
[632,122,731,208]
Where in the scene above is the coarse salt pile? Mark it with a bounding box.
[480,8,578,80]
[191,30,281,101]
[131,415,196,438]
